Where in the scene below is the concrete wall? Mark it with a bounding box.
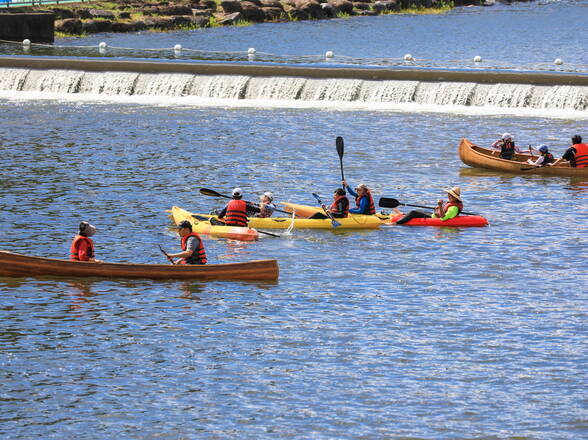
[0,13,54,43]
[0,56,587,86]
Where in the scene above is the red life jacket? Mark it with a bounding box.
[224,199,248,226]
[180,232,207,265]
[70,235,94,261]
[542,152,555,166]
[500,140,516,160]
[330,194,349,217]
[573,143,588,168]
[445,201,463,215]
[355,190,376,215]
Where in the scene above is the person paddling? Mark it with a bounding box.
[167,220,207,265]
[328,188,349,218]
[342,180,376,215]
[70,221,100,262]
[550,135,588,168]
[527,145,555,167]
[490,133,525,160]
[251,192,276,218]
[393,187,464,225]
[217,188,251,226]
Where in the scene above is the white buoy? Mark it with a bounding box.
[22,39,31,47]
[474,55,482,63]
[174,44,182,51]
[554,58,563,65]
[325,50,334,59]
[404,53,414,61]
[247,47,256,55]
[99,42,107,49]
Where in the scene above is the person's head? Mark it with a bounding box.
[538,145,549,154]
[177,220,192,237]
[502,133,513,141]
[334,188,345,197]
[355,183,369,195]
[444,186,462,203]
[260,191,273,204]
[572,135,582,145]
[79,221,96,237]
[232,187,243,200]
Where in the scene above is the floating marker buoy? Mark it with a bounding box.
[404,53,414,61]
[22,39,31,47]
[248,48,256,55]
[325,50,334,58]
[554,58,563,65]
[174,44,182,51]
[474,55,482,63]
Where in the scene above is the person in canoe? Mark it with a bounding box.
[550,135,588,168]
[167,220,207,265]
[217,188,251,226]
[250,192,276,218]
[342,180,376,215]
[526,145,555,167]
[393,187,463,225]
[70,221,101,262]
[490,133,526,160]
[327,188,350,218]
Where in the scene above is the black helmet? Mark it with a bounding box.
[177,220,192,230]
[572,135,582,144]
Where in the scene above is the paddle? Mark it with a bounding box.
[378,197,479,216]
[191,214,281,238]
[199,188,292,215]
[311,193,341,228]
[158,244,175,264]
[336,136,345,189]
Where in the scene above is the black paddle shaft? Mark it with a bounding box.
[336,136,345,187]
[378,197,478,216]
[199,188,291,215]
[312,193,341,228]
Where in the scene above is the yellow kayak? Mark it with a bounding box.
[170,206,259,241]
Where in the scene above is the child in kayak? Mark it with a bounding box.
[394,187,463,225]
[328,188,349,218]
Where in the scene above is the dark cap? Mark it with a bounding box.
[177,220,192,230]
[334,188,345,196]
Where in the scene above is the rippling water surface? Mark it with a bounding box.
[1,2,588,439]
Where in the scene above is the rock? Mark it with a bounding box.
[172,15,195,25]
[260,0,282,6]
[81,20,99,33]
[199,0,217,10]
[191,15,211,26]
[353,2,371,9]
[75,8,93,19]
[51,8,76,19]
[220,0,243,13]
[158,4,193,15]
[482,0,495,5]
[132,20,148,30]
[94,19,114,32]
[55,18,82,34]
[293,0,324,18]
[192,8,213,17]
[327,0,353,14]
[150,16,175,28]
[355,8,376,14]
[320,2,337,17]
[373,0,399,12]
[240,1,265,21]
[111,22,136,32]
[88,9,116,19]
[216,11,243,24]
[262,6,284,19]
[118,11,132,19]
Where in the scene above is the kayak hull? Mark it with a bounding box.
[388,214,489,227]
[171,206,259,241]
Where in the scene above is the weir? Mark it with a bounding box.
[0,56,587,112]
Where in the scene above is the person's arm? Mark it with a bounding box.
[217,206,228,219]
[246,202,260,214]
[168,237,196,263]
[527,156,544,166]
[349,196,368,214]
[345,185,358,198]
[440,206,460,221]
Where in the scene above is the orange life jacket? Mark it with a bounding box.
[330,194,349,217]
[70,235,94,261]
[355,190,376,215]
[573,143,588,168]
[180,232,207,265]
[224,199,248,226]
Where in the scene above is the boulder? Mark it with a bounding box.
[172,15,195,25]
[150,16,175,28]
[88,9,116,19]
[327,0,353,14]
[93,19,114,32]
[118,11,132,19]
[240,1,265,21]
[75,8,93,19]
[320,2,337,17]
[220,0,243,12]
[216,11,244,24]
[353,2,371,9]
[292,0,324,18]
[132,20,148,30]
[199,0,218,10]
[260,0,282,6]
[373,0,399,12]
[51,8,76,19]
[192,8,213,16]
[262,6,284,19]
[111,22,137,32]
[81,20,99,33]
[191,15,211,26]
[55,18,82,34]
[158,4,193,15]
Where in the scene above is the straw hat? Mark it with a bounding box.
[444,186,462,201]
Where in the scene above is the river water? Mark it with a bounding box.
[1,2,587,439]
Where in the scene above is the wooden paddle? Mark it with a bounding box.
[311,193,341,228]
[199,188,292,215]
[158,244,175,264]
[378,197,478,216]
[191,214,281,237]
[336,136,345,189]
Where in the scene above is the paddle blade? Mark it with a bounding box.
[378,197,400,208]
[311,192,322,204]
[199,188,226,198]
[336,136,344,158]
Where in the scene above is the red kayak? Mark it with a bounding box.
[386,214,489,227]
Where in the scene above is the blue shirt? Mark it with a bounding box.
[345,185,369,214]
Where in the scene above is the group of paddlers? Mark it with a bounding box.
[490,133,588,168]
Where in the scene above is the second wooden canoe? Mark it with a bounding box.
[458,138,588,177]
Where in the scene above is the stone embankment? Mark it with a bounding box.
[7,0,524,35]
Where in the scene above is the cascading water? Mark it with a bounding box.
[1,67,587,114]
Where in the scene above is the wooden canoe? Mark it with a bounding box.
[0,250,279,281]
[458,138,588,177]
